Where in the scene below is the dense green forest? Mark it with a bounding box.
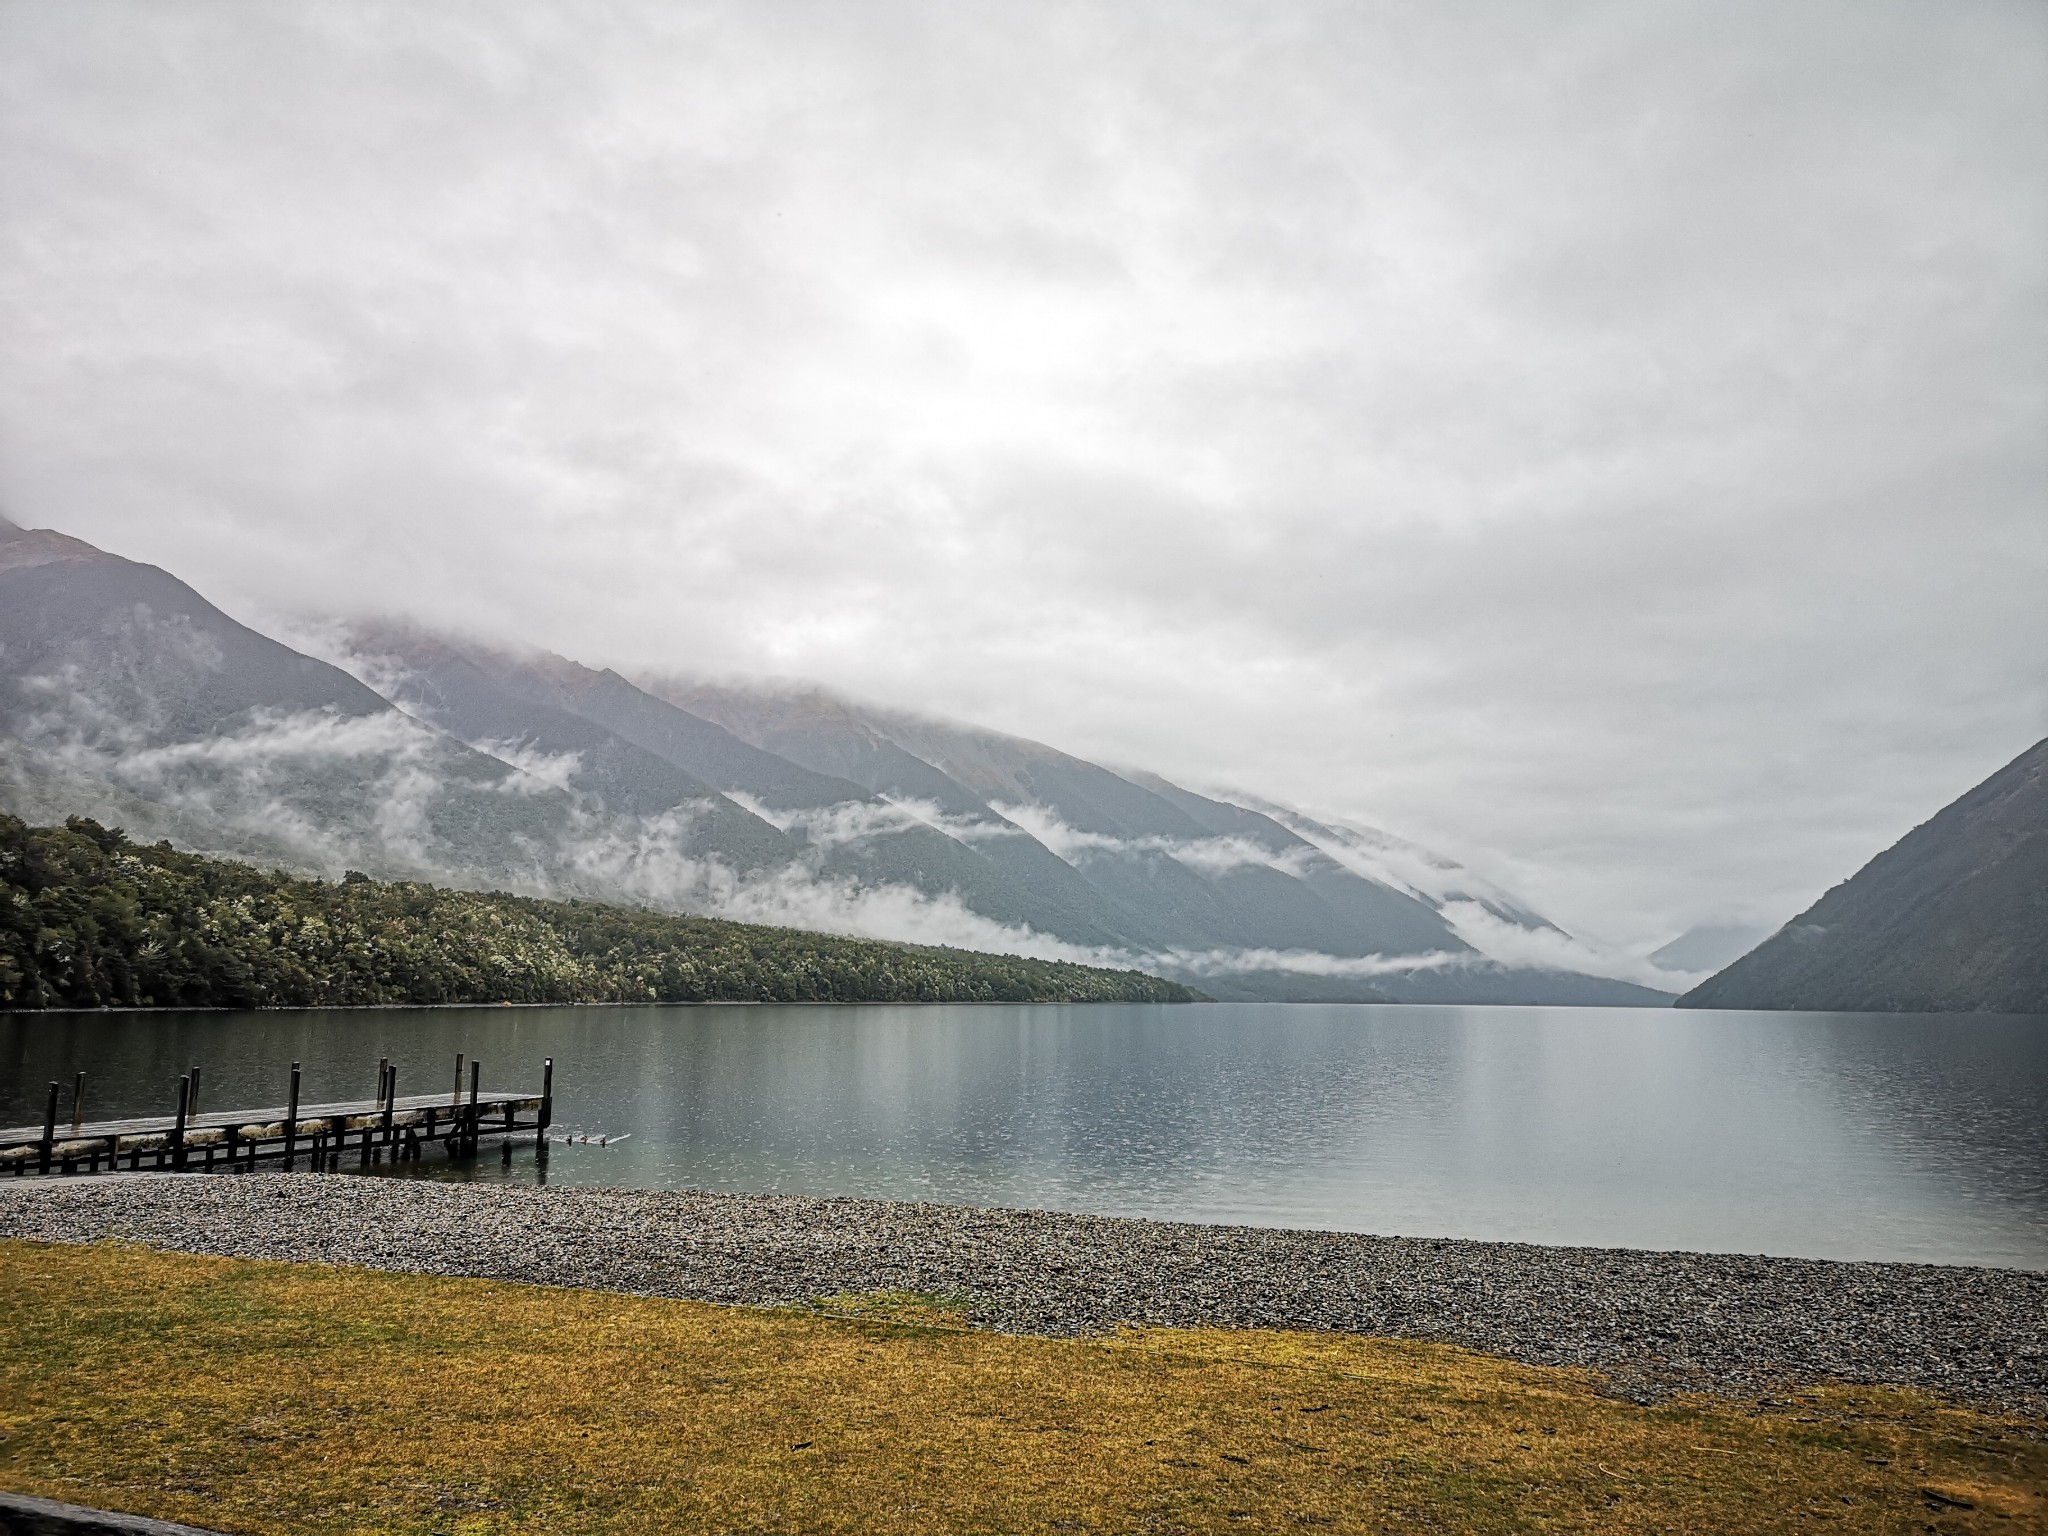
[0,815,1203,1010]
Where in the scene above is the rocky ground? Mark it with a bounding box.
[2,1173,2041,1418]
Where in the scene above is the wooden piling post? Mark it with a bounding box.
[172,1075,190,1171]
[189,1066,205,1169]
[468,1059,481,1151]
[69,1072,85,1135]
[38,1082,58,1174]
[452,1053,464,1107]
[284,1062,301,1172]
[538,1058,553,1147]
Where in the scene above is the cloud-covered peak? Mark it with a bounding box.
[2,0,2039,949]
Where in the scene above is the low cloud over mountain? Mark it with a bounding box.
[0,514,1670,1004]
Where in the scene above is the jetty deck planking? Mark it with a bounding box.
[0,1057,553,1177]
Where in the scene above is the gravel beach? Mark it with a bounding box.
[2,1174,2041,1418]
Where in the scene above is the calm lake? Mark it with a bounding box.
[5,1003,2044,1268]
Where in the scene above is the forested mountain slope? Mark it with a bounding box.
[0,514,1669,1004]
[0,815,1201,1010]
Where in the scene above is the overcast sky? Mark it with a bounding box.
[2,0,2043,947]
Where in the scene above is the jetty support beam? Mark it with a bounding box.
[39,1082,57,1174]
[538,1057,553,1147]
[172,1076,189,1171]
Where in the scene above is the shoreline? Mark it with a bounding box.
[3,1174,2042,1421]
[0,996,1213,1015]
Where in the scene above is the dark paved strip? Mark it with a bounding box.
[2,1174,2042,1417]
[0,1491,225,1536]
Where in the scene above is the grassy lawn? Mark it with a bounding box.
[0,1240,2042,1533]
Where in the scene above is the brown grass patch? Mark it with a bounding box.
[0,1239,2042,1533]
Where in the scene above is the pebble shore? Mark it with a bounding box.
[2,1174,2041,1417]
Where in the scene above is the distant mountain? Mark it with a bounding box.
[329,624,797,870]
[1650,923,1771,976]
[639,681,1152,948]
[1678,738,2048,1013]
[663,679,1671,1005]
[333,627,1135,948]
[0,514,1672,1005]
[0,516,581,889]
[0,517,389,740]
[1214,793,1566,936]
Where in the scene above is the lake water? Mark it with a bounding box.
[4,1003,2044,1268]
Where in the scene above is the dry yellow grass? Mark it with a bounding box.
[0,1239,2042,1534]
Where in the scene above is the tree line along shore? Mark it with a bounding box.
[0,814,1204,1010]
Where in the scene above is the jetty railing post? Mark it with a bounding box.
[189,1066,207,1170]
[538,1058,553,1148]
[38,1081,58,1174]
[172,1075,190,1171]
[70,1072,85,1135]
[284,1062,301,1172]
[467,1060,481,1153]
[452,1053,464,1108]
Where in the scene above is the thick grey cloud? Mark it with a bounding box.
[2,0,2043,946]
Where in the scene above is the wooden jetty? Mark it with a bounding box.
[0,1055,553,1177]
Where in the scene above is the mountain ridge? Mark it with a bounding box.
[1678,737,2047,1013]
[0,515,1672,1005]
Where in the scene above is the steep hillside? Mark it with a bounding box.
[1220,794,1564,936]
[348,632,1134,948]
[659,681,1174,946]
[1,515,1674,1004]
[0,517,389,741]
[331,624,794,870]
[1128,773,1467,958]
[668,679,1669,1004]
[1679,738,2048,1013]
[0,518,582,889]
[666,680,1482,965]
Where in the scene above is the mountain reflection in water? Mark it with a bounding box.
[5,1003,2043,1268]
